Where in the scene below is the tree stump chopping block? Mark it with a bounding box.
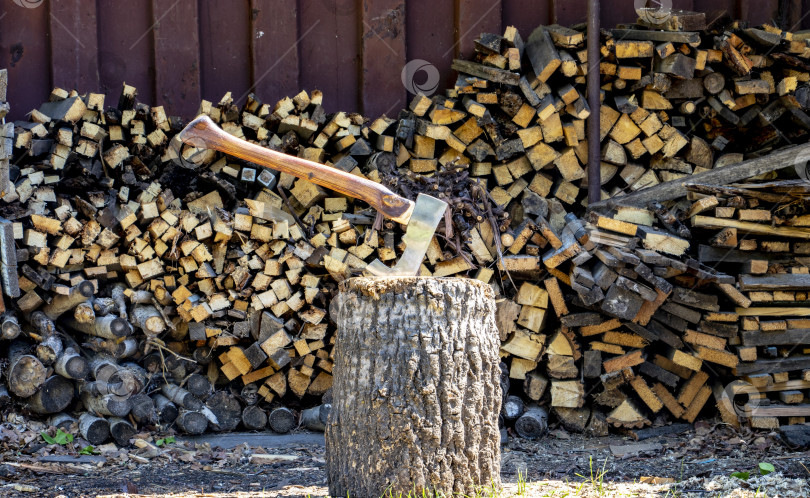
[326,277,502,498]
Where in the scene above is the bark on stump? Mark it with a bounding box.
[326,277,501,498]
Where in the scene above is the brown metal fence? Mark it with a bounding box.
[0,0,800,121]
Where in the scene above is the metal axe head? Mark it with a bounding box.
[365,193,448,277]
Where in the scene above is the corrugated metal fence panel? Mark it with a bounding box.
[0,0,793,121]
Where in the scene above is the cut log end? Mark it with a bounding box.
[152,394,179,424]
[268,406,296,434]
[241,405,268,431]
[109,317,133,338]
[8,353,47,398]
[185,374,212,398]
[79,413,110,445]
[514,406,549,439]
[109,418,136,446]
[26,375,74,414]
[176,409,208,435]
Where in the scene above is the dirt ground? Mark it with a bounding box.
[0,420,808,497]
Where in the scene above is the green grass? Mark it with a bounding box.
[574,456,609,496]
[516,470,527,497]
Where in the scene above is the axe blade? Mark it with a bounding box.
[366,194,448,277]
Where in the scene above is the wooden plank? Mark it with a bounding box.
[740,274,810,291]
[96,0,154,105]
[734,356,810,376]
[733,380,810,394]
[49,0,100,93]
[698,245,796,264]
[0,2,51,118]
[589,143,810,211]
[361,0,406,118]
[457,0,503,60]
[250,0,301,107]
[299,0,359,112]
[693,217,810,240]
[748,404,810,417]
[737,307,810,317]
[610,29,701,45]
[151,0,201,117]
[742,328,810,346]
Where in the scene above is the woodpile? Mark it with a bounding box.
[2,8,810,443]
[687,180,810,430]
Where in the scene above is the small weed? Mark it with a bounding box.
[79,445,98,456]
[155,436,176,447]
[40,428,73,445]
[758,462,775,476]
[731,461,775,482]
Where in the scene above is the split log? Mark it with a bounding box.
[554,407,591,433]
[6,18,810,440]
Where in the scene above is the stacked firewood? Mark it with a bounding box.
[491,201,735,435]
[3,8,810,443]
[686,180,810,430]
[1,88,361,441]
[438,13,810,434]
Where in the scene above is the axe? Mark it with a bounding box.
[177,115,447,277]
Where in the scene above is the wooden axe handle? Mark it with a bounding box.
[179,115,415,224]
